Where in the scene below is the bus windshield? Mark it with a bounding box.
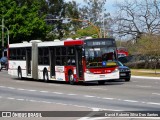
[85,47,117,68]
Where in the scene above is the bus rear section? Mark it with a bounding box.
[8,42,33,79]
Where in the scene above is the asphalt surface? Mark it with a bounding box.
[0,70,160,120]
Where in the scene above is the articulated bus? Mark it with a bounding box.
[8,38,119,85]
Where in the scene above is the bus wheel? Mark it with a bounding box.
[43,70,49,82]
[18,68,22,79]
[69,71,75,85]
[98,81,105,85]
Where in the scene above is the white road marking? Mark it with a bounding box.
[123,100,138,103]
[52,92,63,94]
[117,99,122,101]
[136,85,152,88]
[40,91,49,93]
[41,101,52,104]
[73,105,88,108]
[91,88,108,90]
[17,88,25,91]
[56,102,68,106]
[68,93,77,96]
[141,102,147,104]
[147,102,160,105]
[17,98,24,101]
[7,97,15,100]
[102,97,115,100]
[84,95,96,98]
[28,89,37,92]
[2,85,160,109]
[7,87,15,89]
[152,93,160,96]
[29,100,37,102]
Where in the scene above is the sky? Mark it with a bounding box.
[64,0,124,15]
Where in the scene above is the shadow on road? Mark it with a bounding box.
[12,77,125,86]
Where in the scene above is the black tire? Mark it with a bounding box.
[43,70,49,82]
[18,68,22,79]
[125,78,130,82]
[98,81,105,85]
[68,71,75,85]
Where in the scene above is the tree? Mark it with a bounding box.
[45,0,66,40]
[62,1,82,38]
[69,26,99,39]
[137,35,160,71]
[79,0,112,38]
[114,0,160,41]
[0,0,50,44]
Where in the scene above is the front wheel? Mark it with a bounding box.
[18,68,22,79]
[69,71,75,85]
[43,70,49,82]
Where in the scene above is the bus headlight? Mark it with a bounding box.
[112,68,119,73]
[86,69,91,74]
[73,68,76,74]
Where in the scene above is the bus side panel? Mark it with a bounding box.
[8,61,27,77]
[55,66,65,81]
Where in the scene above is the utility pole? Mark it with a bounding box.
[103,13,105,38]
[2,18,4,57]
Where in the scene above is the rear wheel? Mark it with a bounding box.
[69,71,75,85]
[98,81,105,85]
[18,68,22,79]
[43,70,49,82]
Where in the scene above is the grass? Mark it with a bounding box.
[131,69,160,77]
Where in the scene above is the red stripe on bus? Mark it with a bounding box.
[64,40,84,46]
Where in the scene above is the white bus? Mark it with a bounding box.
[8,38,119,85]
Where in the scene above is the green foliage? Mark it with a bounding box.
[69,26,99,39]
[0,0,50,45]
[137,35,160,57]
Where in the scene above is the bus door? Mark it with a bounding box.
[50,48,55,78]
[75,46,83,80]
[26,48,31,76]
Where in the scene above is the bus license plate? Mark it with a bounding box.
[100,75,105,78]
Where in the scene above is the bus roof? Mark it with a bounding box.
[38,40,84,47]
[9,42,32,48]
[9,38,115,48]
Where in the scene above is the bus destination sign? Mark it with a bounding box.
[85,40,115,47]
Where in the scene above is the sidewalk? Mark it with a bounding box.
[132,75,160,80]
[131,69,160,79]
[136,70,160,74]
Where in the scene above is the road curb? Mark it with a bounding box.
[132,75,160,80]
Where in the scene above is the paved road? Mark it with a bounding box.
[0,70,160,120]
